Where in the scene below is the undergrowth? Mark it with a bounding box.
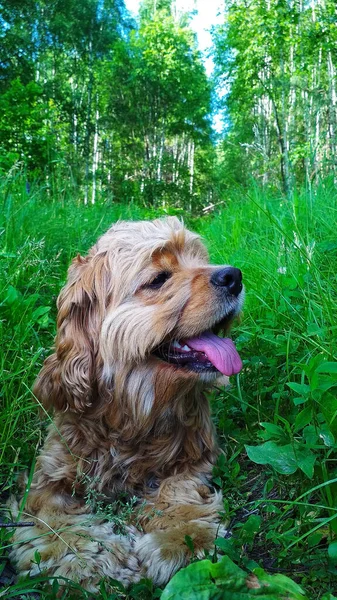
[1,173,337,598]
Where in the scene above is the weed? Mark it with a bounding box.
[1,175,337,597]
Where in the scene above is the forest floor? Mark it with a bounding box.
[1,177,337,599]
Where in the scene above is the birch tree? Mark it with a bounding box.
[213,0,337,191]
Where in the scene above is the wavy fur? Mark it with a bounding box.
[9,217,243,590]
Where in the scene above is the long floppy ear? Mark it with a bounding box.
[33,251,109,413]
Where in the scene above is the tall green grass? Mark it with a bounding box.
[1,174,337,598]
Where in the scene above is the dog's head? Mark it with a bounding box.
[34,217,244,415]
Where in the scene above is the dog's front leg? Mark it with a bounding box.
[135,474,226,585]
[8,441,141,593]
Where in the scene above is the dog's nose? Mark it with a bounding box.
[211,267,242,296]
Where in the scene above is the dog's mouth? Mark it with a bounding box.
[153,317,242,376]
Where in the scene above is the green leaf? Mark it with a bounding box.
[214,537,239,560]
[287,382,311,395]
[296,448,316,479]
[161,558,227,600]
[307,323,325,337]
[303,425,318,446]
[239,515,261,544]
[318,392,337,436]
[316,363,337,375]
[307,532,323,548]
[328,541,337,564]
[318,425,335,447]
[245,442,315,478]
[260,422,285,438]
[246,442,297,475]
[316,377,337,392]
[252,568,306,597]
[293,396,309,406]
[3,285,20,305]
[161,556,307,599]
[294,406,313,433]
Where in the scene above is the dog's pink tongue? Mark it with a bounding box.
[186,332,242,376]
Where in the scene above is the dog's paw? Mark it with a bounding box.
[11,520,141,591]
[135,522,223,585]
[136,531,186,585]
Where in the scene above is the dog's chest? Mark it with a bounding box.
[105,418,207,489]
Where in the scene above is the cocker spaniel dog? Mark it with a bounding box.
[10,217,244,592]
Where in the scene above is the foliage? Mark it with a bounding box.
[2,0,337,597]
[1,175,337,598]
[161,555,306,600]
[0,0,213,208]
[213,0,337,193]
[102,12,213,208]
[2,0,337,204]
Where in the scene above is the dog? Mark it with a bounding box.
[10,217,244,592]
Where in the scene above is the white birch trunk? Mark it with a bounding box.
[327,50,336,162]
[91,102,99,205]
[157,133,164,181]
[84,30,93,205]
[189,140,195,196]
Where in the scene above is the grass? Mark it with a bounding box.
[1,173,337,598]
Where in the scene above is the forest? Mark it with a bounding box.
[2,0,337,204]
[1,0,337,598]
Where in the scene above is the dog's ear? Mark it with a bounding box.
[33,252,108,413]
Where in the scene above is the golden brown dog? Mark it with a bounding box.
[10,217,244,591]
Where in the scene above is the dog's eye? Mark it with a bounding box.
[147,271,171,289]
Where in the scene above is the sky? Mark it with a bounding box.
[125,0,224,76]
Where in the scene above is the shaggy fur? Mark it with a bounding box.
[9,217,244,591]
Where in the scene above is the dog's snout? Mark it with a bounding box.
[211,267,242,296]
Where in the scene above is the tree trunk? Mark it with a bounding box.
[188,139,195,196]
[91,98,99,205]
[84,25,94,205]
[327,50,336,170]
